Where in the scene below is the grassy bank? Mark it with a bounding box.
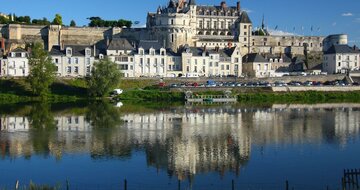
[0,78,89,104]
[117,89,360,104]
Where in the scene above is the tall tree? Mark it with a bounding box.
[87,58,122,97]
[52,14,63,25]
[27,42,57,98]
[70,20,76,27]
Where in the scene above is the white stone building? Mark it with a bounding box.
[50,45,101,77]
[0,48,29,77]
[323,45,360,74]
[181,46,242,77]
[242,53,274,78]
[106,38,136,77]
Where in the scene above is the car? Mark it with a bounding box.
[111,89,123,96]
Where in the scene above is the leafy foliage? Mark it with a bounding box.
[87,17,132,28]
[70,20,76,27]
[87,58,122,97]
[32,17,51,25]
[27,42,57,98]
[52,14,63,25]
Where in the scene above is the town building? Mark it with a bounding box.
[323,45,360,74]
[242,53,273,78]
[50,45,102,77]
[0,48,29,77]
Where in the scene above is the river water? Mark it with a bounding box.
[0,102,359,189]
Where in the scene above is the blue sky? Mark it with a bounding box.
[1,0,360,46]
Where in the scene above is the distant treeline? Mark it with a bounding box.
[87,17,132,28]
[0,14,132,28]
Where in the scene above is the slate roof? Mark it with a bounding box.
[324,45,360,54]
[50,45,102,57]
[265,54,292,63]
[242,53,268,63]
[108,38,134,51]
[10,48,27,53]
[238,11,252,24]
[138,40,163,50]
[188,0,196,5]
[184,47,235,58]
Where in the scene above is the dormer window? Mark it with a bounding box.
[99,54,104,59]
[139,48,144,55]
[160,48,166,56]
[150,48,155,55]
[85,48,91,56]
[66,48,72,56]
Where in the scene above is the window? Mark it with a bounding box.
[257,64,261,70]
[210,62,213,67]
[66,49,72,56]
[140,58,143,64]
[194,66,197,72]
[228,22,232,29]
[86,58,91,65]
[226,65,230,70]
[75,58,79,64]
[68,58,71,64]
[235,58,239,63]
[130,65,133,70]
[119,64,129,70]
[244,25,247,29]
[206,21,210,28]
[74,66,79,74]
[278,42,281,46]
[171,34,174,43]
[199,20,203,28]
[86,66,91,73]
[168,65,172,70]
[75,117,79,124]
[264,64,268,71]
[54,58,59,64]
[171,19,174,25]
[338,56,341,60]
[67,66,71,73]
[147,58,150,64]
[244,37,247,41]
[221,65,224,70]
[161,58,165,65]
[213,21,217,29]
[338,62,341,67]
[86,49,91,56]
[244,32,247,35]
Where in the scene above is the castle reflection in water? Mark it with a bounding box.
[0,103,360,180]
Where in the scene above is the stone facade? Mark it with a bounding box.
[323,45,360,74]
[1,48,29,77]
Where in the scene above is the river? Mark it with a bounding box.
[0,102,359,189]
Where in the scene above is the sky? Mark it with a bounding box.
[1,0,360,46]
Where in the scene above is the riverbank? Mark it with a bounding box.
[2,78,360,104]
[117,89,360,104]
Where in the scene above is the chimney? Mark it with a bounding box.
[221,1,227,9]
[60,40,64,50]
[93,44,96,57]
[237,1,241,11]
[106,38,110,47]
[228,41,232,49]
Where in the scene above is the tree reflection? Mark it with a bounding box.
[85,101,131,159]
[27,102,56,157]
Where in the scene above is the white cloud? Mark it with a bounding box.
[342,12,353,17]
[268,29,296,36]
[242,8,253,13]
[332,22,337,26]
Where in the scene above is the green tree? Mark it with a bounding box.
[27,42,57,97]
[52,14,63,25]
[87,58,121,97]
[70,20,76,27]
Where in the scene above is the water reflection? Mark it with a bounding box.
[0,102,360,180]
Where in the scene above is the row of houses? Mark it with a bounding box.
[1,38,359,78]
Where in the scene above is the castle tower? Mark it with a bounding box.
[236,11,252,54]
[148,0,195,51]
